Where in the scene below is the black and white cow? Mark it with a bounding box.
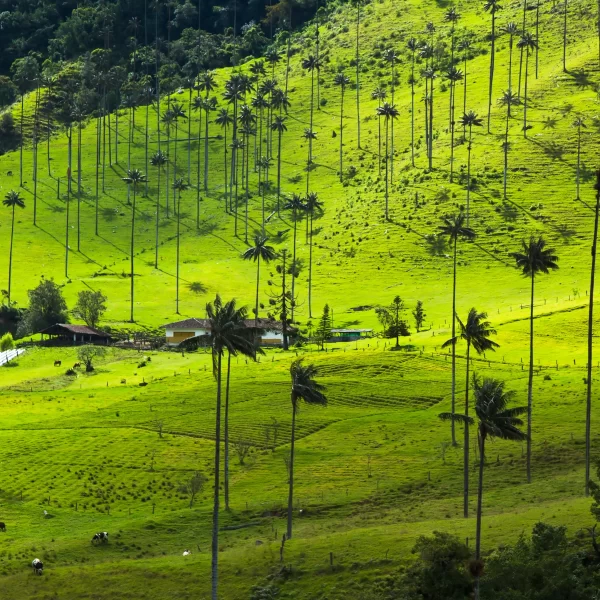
[0,522,6,532]
[91,532,109,544]
[31,559,43,575]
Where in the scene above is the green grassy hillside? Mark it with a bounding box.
[1,0,600,597]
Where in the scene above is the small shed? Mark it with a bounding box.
[330,329,373,343]
[38,324,112,345]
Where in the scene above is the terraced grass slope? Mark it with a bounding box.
[1,0,600,597]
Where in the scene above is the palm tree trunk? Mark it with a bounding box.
[188,88,192,183]
[339,86,344,182]
[174,122,179,210]
[503,106,509,199]
[411,53,415,166]
[77,121,82,251]
[197,102,203,221]
[308,210,314,318]
[223,127,228,206]
[428,76,434,170]
[95,115,100,234]
[576,127,581,199]
[211,351,223,600]
[166,127,170,217]
[291,211,297,321]
[487,13,496,133]
[390,60,395,185]
[245,135,250,243]
[130,186,136,322]
[255,254,261,328]
[518,1,527,98]
[466,127,473,224]
[356,0,361,149]
[563,0,568,72]
[276,128,282,215]
[19,95,24,187]
[451,236,457,446]
[7,205,15,302]
[384,119,389,220]
[286,400,297,540]
[527,273,534,483]
[586,173,600,496]
[155,167,161,269]
[224,351,232,510]
[474,430,486,600]
[535,2,540,79]
[463,53,468,140]
[66,128,72,278]
[377,99,381,175]
[450,80,455,182]
[524,51,529,138]
[464,340,471,518]
[508,40,514,116]
[176,190,181,314]
[204,101,210,192]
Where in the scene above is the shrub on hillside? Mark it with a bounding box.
[0,332,15,351]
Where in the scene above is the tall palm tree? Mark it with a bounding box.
[586,171,600,496]
[371,87,387,174]
[305,191,323,318]
[251,93,269,172]
[161,109,175,217]
[150,150,167,268]
[510,237,559,483]
[376,102,399,221]
[354,0,362,148]
[173,178,189,314]
[419,43,433,159]
[459,111,483,224]
[334,73,351,182]
[3,191,25,303]
[122,169,147,322]
[407,38,418,166]
[572,117,586,200]
[271,115,287,215]
[206,295,258,600]
[287,359,327,539]
[440,377,527,600]
[265,48,281,79]
[446,66,463,182]
[422,66,436,170]
[483,0,503,133]
[517,32,538,138]
[502,22,520,101]
[458,38,472,139]
[445,7,461,67]
[170,103,187,199]
[284,194,306,322]
[301,55,321,177]
[203,96,218,191]
[302,128,317,195]
[242,234,277,328]
[192,93,204,209]
[216,108,233,209]
[383,48,398,183]
[442,308,500,518]
[498,90,519,199]
[438,214,476,447]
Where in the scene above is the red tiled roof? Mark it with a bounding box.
[38,324,112,337]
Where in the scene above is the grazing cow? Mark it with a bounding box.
[0,522,5,532]
[120,379,126,384]
[7,171,12,176]
[73,362,81,369]
[182,549,191,556]
[31,559,43,575]
[54,360,61,367]
[91,532,109,544]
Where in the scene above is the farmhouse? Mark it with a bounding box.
[162,318,293,347]
[38,324,112,345]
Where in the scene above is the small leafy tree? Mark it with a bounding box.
[413,300,426,332]
[17,279,69,337]
[377,296,410,346]
[232,440,253,465]
[73,290,107,329]
[77,345,107,372]
[0,332,15,351]
[315,304,332,349]
[179,471,207,508]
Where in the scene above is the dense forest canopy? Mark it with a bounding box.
[0,0,325,104]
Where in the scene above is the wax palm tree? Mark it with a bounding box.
[376,102,399,220]
[442,308,499,518]
[438,214,476,447]
[483,0,503,133]
[383,48,398,183]
[271,115,287,215]
[446,66,463,182]
[422,64,436,170]
[458,38,472,139]
[170,103,187,196]
[161,109,174,216]
[251,93,269,171]
[122,169,148,322]
[287,359,327,539]
[459,111,483,224]
[203,96,218,191]
[334,73,351,182]
[242,234,277,328]
[445,7,461,67]
[196,72,218,183]
[502,22,519,101]
[302,128,317,195]
[572,117,586,200]
[301,55,321,168]
[439,377,527,599]
[265,49,281,79]
[3,191,25,303]
[215,108,233,208]
[173,178,189,314]
[407,38,418,166]
[150,150,167,267]
[371,87,387,174]
[192,94,204,208]
[206,295,258,600]
[305,191,323,318]
[586,172,600,496]
[284,194,306,322]
[510,237,558,483]
[517,32,537,138]
[498,91,519,199]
